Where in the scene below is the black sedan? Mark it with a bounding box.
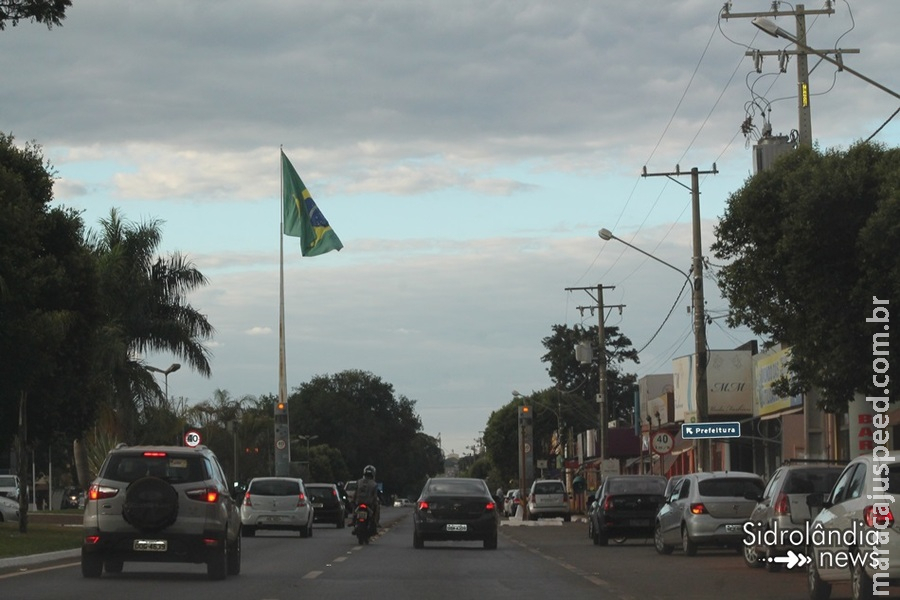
[305,483,346,528]
[413,477,500,549]
[589,475,667,546]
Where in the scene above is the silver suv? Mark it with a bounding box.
[527,479,571,521]
[81,444,242,580]
[742,461,844,571]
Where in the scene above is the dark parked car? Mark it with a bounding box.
[306,483,346,528]
[413,477,500,549]
[589,475,667,545]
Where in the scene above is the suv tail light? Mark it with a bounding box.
[186,487,220,503]
[772,492,790,517]
[864,505,894,528]
[690,503,707,515]
[89,484,118,501]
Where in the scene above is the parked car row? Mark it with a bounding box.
[585,453,900,599]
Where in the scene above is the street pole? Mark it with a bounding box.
[689,167,711,472]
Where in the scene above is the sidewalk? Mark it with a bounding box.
[0,548,80,570]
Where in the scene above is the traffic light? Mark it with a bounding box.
[274,400,288,424]
[518,405,532,426]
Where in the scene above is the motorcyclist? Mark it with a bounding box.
[355,465,380,530]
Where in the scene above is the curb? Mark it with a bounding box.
[0,548,80,570]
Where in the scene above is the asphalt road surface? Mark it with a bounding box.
[0,508,840,600]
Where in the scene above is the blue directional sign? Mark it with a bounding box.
[681,422,741,439]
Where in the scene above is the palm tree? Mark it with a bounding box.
[89,208,214,442]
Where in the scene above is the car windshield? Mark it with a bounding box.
[426,480,487,495]
[533,482,564,494]
[783,469,842,494]
[0,476,16,487]
[249,479,301,496]
[697,477,763,497]
[607,478,666,495]
[104,454,207,484]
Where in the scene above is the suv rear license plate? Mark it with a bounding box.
[134,539,167,552]
[446,524,467,532]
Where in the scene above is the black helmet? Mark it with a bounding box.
[363,465,376,478]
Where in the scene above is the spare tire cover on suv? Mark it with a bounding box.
[123,476,179,531]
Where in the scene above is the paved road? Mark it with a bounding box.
[0,510,853,599]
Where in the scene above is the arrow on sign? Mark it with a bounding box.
[770,550,811,569]
[685,427,694,434]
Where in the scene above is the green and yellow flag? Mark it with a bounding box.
[281,151,343,257]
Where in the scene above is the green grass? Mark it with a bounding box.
[0,522,83,559]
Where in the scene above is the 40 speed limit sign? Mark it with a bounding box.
[651,431,674,455]
[184,430,202,447]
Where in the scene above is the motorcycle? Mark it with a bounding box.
[352,502,376,544]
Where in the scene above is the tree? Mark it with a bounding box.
[291,370,442,497]
[541,323,639,424]
[0,0,72,30]
[712,142,900,412]
[0,134,100,531]
[88,208,214,441]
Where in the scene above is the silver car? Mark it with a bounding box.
[527,479,571,521]
[82,444,242,580]
[240,477,314,537]
[654,471,764,556]
[0,495,19,522]
[743,462,843,571]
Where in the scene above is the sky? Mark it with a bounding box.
[3,1,899,457]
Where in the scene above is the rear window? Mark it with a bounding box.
[533,481,565,495]
[608,478,666,495]
[104,453,207,484]
[697,477,763,497]
[249,479,301,496]
[0,476,17,487]
[426,479,488,495]
[784,469,843,494]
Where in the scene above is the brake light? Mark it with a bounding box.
[486,501,496,511]
[243,492,252,507]
[690,503,707,515]
[864,505,895,528]
[773,492,790,517]
[186,487,219,503]
[358,503,368,510]
[603,496,614,511]
[89,484,118,500]
[417,501,428,511]
[297,492,307,507]
[143,451,167,457]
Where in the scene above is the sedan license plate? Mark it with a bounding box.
[446,524,467,532]
[313,503,324,508]
[725,524,741,533]
[134,539,167,552]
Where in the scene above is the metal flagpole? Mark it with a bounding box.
[275,147,291,476]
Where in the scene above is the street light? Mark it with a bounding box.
[598,228,711,472]
[751,17,900,102]
[146,363,181,402]
[296,434,318,479]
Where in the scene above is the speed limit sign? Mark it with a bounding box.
[651,431,674,455]
[184,430,202,447]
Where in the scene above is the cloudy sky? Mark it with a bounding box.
[3,1,898,456]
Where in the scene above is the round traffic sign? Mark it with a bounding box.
[276,439,286,450]
[184,430,202,447]
[651,431,674,455]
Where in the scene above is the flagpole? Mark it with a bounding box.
[275,147,291,476]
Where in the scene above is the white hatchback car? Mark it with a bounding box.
[527,479,571,521]
[806,452,900,599]
[240,477,314,538]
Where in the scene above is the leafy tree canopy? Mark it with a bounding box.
[712,142,899,412]
[0,0,72,30]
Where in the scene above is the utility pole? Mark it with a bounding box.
[641,165,717,472]
[565,284,623,463]
[723,3,856,148]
